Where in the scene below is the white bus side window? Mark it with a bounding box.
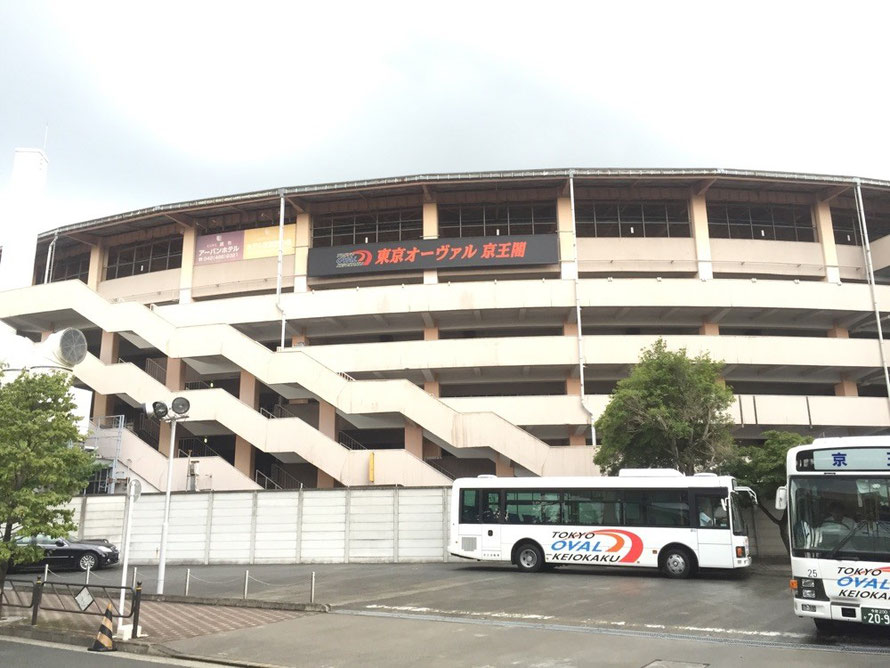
[460,489,480,524]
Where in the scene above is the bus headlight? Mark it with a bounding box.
[801,579,815,588]
[802,589,816,599]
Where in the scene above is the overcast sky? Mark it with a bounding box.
[1,1,889,231]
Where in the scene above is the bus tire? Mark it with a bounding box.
[515,542,545,573]
[813,618,837,634]
[659,546,695,579]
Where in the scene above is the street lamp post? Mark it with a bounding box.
[144,397,190,595]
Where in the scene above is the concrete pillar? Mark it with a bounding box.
[494,454,514,477]
[318,400,337,439]
[239,370,260,408]
[178,227,197,304]
[405,421,423,459]
[563,321,578,337]
[422,440,442,459]
[87,243,105,290]
[699,321,720,336]
[291,330,307,346]
[569,434,587,446]
[92,331,120,418]
[165,358,185,392]
[423,325,439,341]
[835,375,859,397]
[814,201,841,284]
[294,212,310,293]
[689,194,713,280]
[99,331,120,364]
[557,196,577,280]
[234,371,260,478]
[423,380,440,397]
[566,376,581,395]
[423,202,438,285]
[232,436,255,478]
[316,469,335,489]
[827,325,849,339]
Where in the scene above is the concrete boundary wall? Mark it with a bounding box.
[74,487,452,565]
[72,487,786,565]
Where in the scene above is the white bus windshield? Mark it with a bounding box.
[789,476,890,560]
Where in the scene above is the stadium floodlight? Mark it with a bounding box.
[143,396,190,595]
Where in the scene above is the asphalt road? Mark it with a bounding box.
[7,562,890,666]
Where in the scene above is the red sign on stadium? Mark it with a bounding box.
[307,234,559,277]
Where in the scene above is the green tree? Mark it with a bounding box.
[0,368,95,595]
[724,430,813,553]
[594,339,735,475]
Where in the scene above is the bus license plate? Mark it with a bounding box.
[862,608,890,625]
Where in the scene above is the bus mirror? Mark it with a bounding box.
[775,486,787,511]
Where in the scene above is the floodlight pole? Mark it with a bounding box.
[156,414,184,595]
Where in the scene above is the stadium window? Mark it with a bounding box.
[49,252,90,283]
[106,236,183,280]
[707,202,813,242]
[831,209,860,245]
[311,208,423,247]
[436,202,556,239]
[575,200,690,238]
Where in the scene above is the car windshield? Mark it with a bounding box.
[789,476,890,560]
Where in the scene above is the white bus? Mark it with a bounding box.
[449,470,755,578]
[775,436,890,631]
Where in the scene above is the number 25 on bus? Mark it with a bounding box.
[450,470,756,579]
[775,436,890,632]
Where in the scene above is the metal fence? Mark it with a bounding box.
[0,576,142,634]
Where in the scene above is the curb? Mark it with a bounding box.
[0,623,287,667]
[141,593,330,612]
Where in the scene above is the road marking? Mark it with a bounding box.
[362,604,805,638]
[365,604,554,621]
[335,608,889,656]
[331,573,513,606]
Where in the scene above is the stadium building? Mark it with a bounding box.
[2,167,890,492]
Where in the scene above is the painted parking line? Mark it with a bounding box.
[338,607,890,656]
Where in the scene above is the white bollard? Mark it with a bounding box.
[185,568,191,596]
[43,564,49,581]
[132,567,138,590]
[310,571,315,603]
[243,570,249,599]
[85,564,91,584]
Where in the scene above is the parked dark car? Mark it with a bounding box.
[9,535,119,572]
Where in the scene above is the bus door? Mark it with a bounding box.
[693,488,733,568]
[480,490,502,555]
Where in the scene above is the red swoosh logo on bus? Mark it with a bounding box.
[596,530,643,563]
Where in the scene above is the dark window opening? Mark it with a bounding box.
[575,200,690,238]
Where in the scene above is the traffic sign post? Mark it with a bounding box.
[117,479,141,635]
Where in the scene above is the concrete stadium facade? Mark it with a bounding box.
[2,168,890,491]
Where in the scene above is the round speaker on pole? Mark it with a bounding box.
[53,328,88,367]
[171,397,190,415]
